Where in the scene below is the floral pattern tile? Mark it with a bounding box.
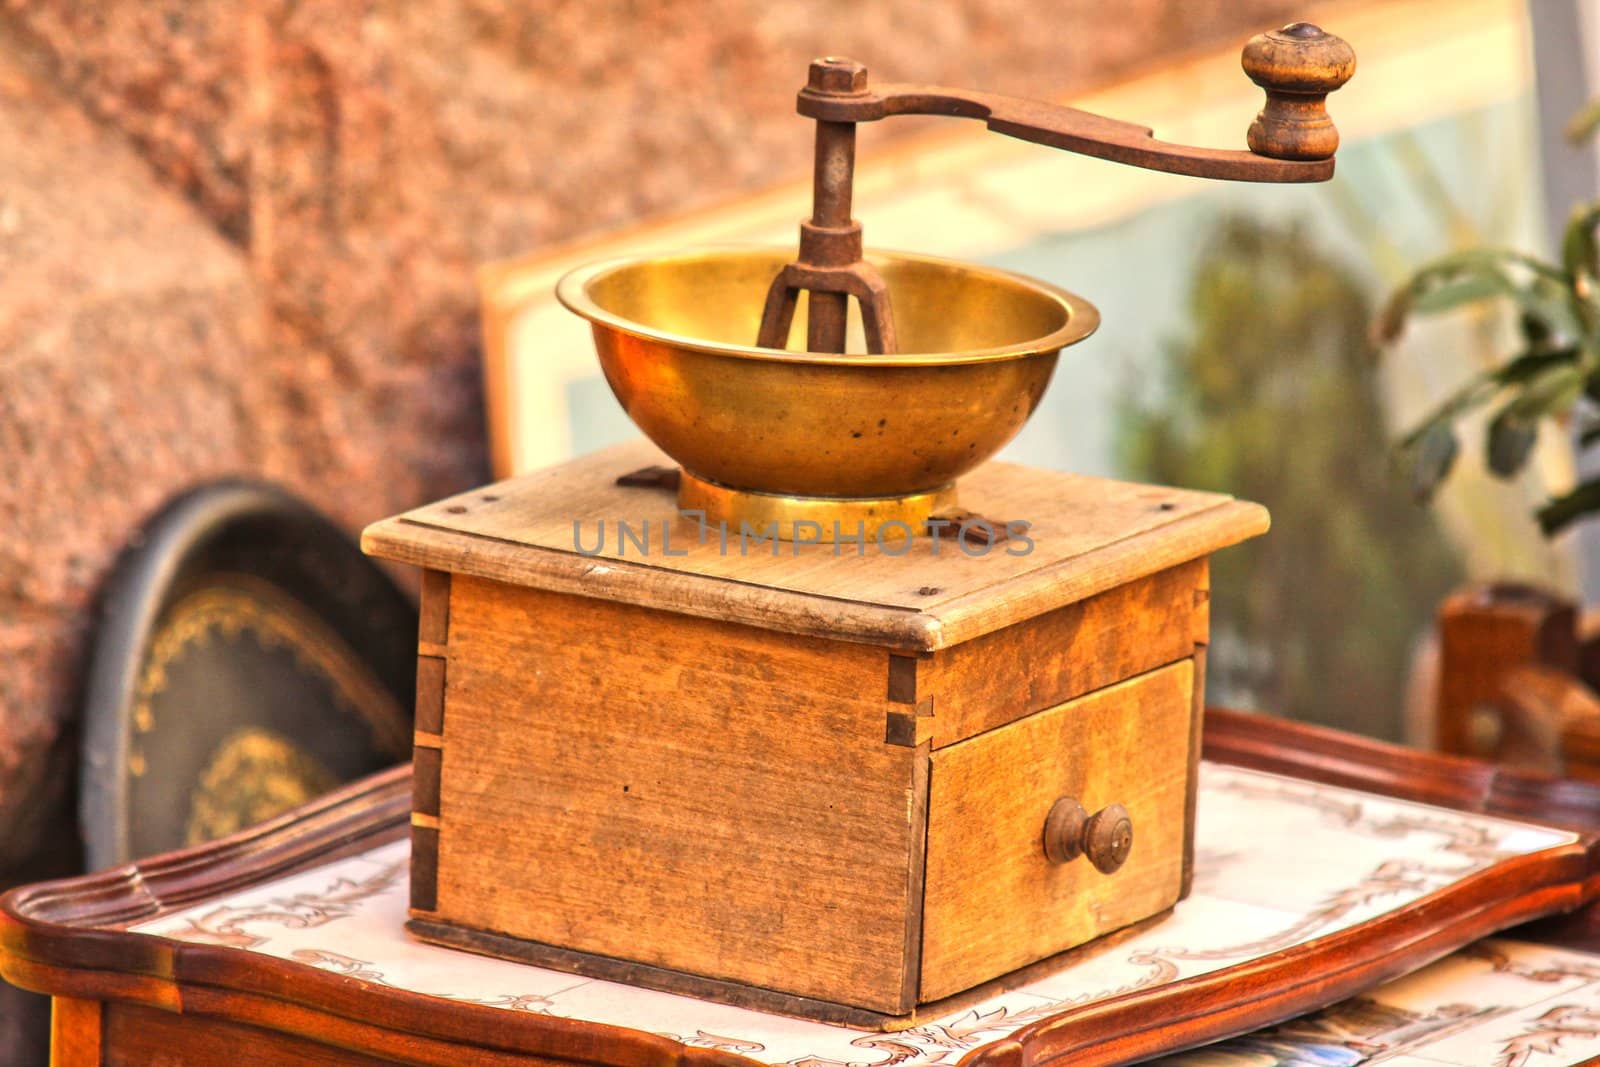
[132,764,1586,1066]
[1151,939,1600,1066]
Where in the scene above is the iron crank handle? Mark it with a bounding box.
[797,23,1354,183]
[763,23,1353,353]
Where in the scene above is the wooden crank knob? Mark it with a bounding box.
[1241,22,1355,161]
[1042,797,1133,874]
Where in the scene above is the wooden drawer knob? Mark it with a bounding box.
[1042,797,1133,874]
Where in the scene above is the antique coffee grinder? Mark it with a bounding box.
[364,24,1353,1028]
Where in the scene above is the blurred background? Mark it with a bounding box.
[0,0,1596,1059]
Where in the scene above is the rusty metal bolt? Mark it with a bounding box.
[808,57,868,95]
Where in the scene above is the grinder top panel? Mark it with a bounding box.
[361,439,1267,652]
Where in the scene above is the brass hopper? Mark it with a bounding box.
[557,24,1354,540]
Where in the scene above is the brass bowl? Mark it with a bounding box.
[557,247,1098,534]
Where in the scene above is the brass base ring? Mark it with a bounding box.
[677,471,957,544]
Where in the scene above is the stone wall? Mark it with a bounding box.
[0,0,1323,878]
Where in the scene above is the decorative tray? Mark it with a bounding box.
[3,711,1599,1066]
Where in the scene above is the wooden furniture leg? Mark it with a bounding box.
[1435,582,1600,781]
[51,997,102,1066]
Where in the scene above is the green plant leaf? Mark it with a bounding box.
[1410,247,1566,282]
[1485,406,1538,478]
[1409,421,1459,503]
[1520,311,1553,347]
[1396,348,1579,452]
[1561,203,1600,313]
[1563,204,1600,275]
[1506,362,1586,419]
[1568,98,1600,145]
[1375,249,1572,344]
[1499,346,1581,383]
[1519,293,1586,348]
[1408,272,1510,313]
[1538,477,1600,535]
[1398,380,1494,449]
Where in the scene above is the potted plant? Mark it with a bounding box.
[1378,109,1600,535]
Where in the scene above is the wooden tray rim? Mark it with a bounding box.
[4,710,1600,1067]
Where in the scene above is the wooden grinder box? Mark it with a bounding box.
[363,439,1268,1027]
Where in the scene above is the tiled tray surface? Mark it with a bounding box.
[1152,935,1600,1065]
[132,764,1588,1066]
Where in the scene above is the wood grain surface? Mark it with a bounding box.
[50,998,100,1067]
[433,575,923,1012]
[911,561,1203,749]
[362,440,1267,651]
[920,662,1193,999]
[103,1002,392,1066]
[1435,584,1578,759]
[422,565,1200,1012]
[378,449,1229,1016]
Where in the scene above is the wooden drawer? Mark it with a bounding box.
[920,659,1195,1000]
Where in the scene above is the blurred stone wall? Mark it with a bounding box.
[0,0,1320,943]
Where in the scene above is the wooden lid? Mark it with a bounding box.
[362,440,1267,651]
